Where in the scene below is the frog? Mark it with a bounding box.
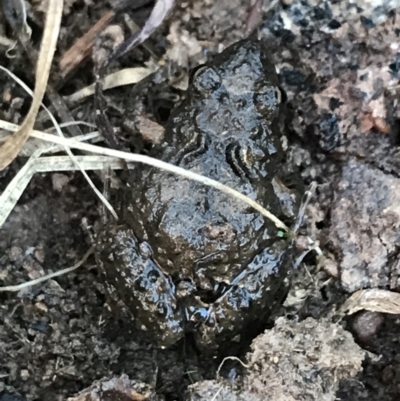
[95,39,304,352]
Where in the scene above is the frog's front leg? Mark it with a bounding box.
[192,241,290,351]
[96,224,185,347]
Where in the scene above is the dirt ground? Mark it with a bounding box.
[2,0,400,400]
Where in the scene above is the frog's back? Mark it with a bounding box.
[124,39,290,279]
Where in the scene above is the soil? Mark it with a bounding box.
[1,0,400,400]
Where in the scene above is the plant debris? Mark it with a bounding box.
[0,0,62,170]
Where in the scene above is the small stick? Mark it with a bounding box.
[58,10,115,80]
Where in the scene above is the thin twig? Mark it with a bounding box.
[0,155,124,227]
[58,10,115,80]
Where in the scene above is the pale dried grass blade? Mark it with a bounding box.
[0,124,290,233]
[0,155,124,228]
[49,121,97,131]
[0,149,46,228]
[0,0,63,170]
[65,67,154,104]
[0,65,118,220]
[0,121,100,156]
[210,387,223,401]
[30,155,127,172]
[340,289,400,315]
[217,356,249,377]
[0,120,97,140]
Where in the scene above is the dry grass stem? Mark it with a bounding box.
[210,387,223,401]
[28,155,128,171]
[0,149,44,227]
[0,0,63,169]
[0,247,94,292]
[105,0,176,64]
[38,129,287,230]
[0,66,117,220]
[0,155,124,228]
[0,125,100,155]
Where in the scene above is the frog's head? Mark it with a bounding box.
[185,39,286,177]
[190,39,284,121]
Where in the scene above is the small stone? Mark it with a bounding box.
[331,160,400,292]
[34,247,45,264]
[52,173,71,192]
[35,302,48,313]
[20,370,29,381]
[352,311,384,342]
[323,257,339,278]
[382,365,394,383]
[8,246,22,262]
[137,116,165,145]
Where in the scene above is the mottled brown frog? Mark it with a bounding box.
[96,39,303,352]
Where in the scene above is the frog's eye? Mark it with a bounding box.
[190,65,222,94]
[147,270,160,284]
[254,85,284,118]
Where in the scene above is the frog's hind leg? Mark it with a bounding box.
[192,241,291,354]
[96,224,185,348]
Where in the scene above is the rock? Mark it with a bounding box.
[331,160,400,292]
[187,317,365,401]
[352,311,385,342]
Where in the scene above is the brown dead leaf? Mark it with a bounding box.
[0,0,63,170]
